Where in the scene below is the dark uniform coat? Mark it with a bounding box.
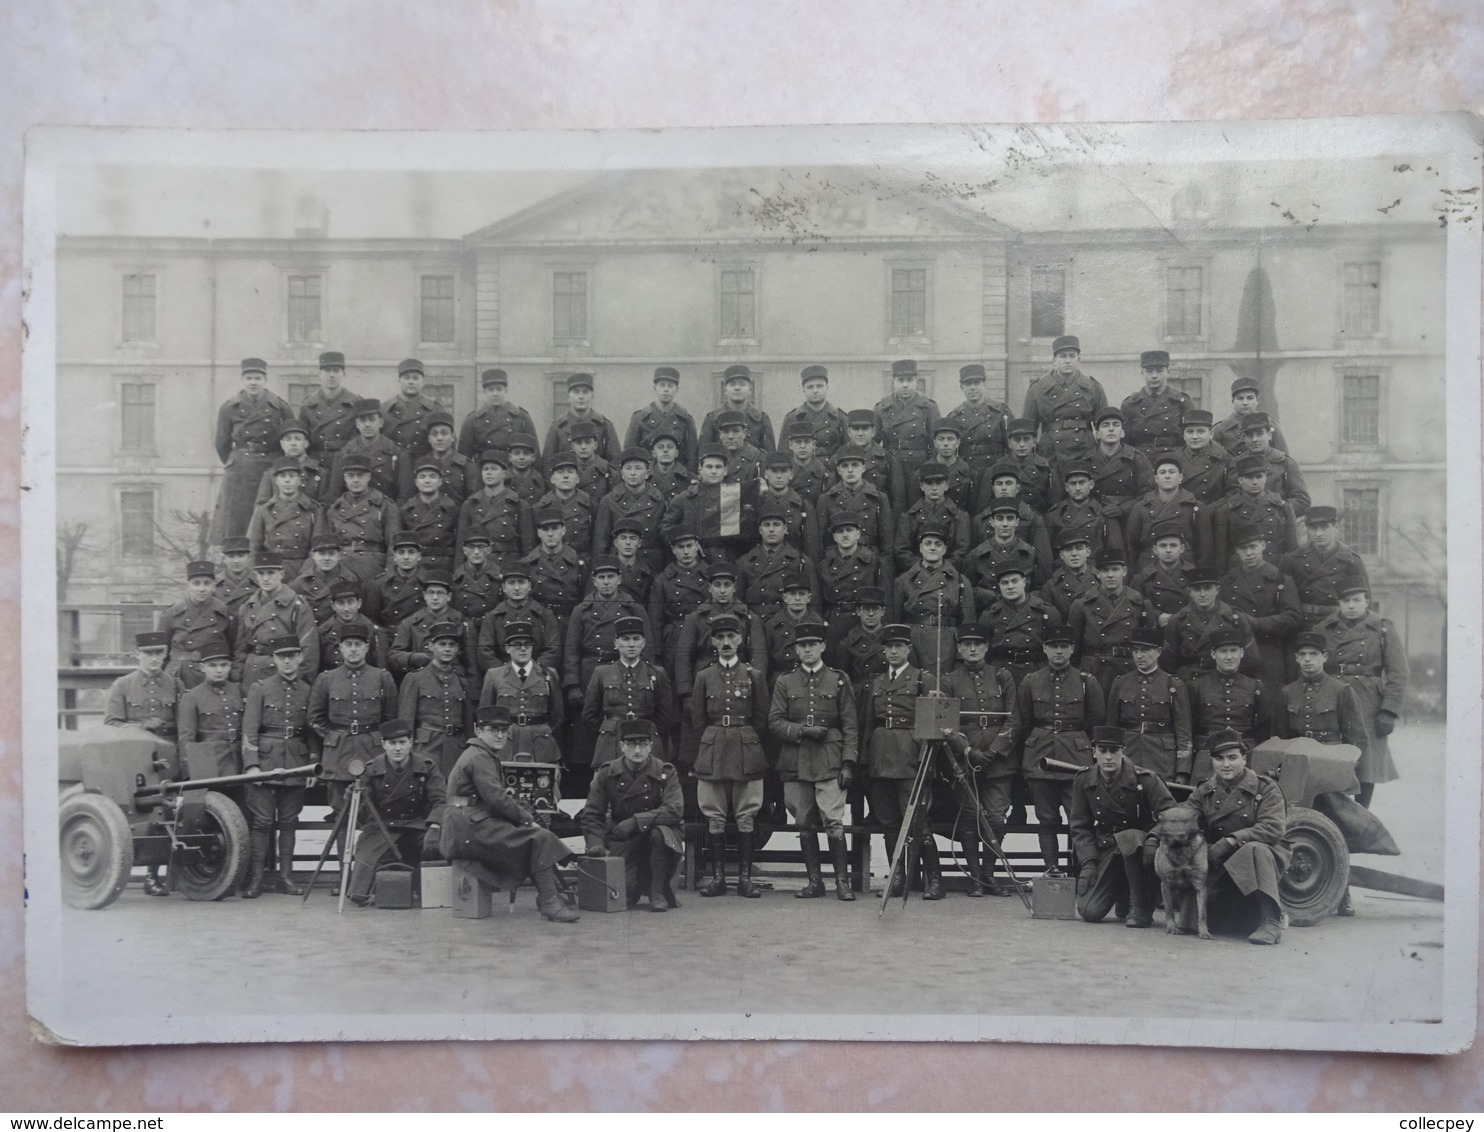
[648,462,694,508]
[859,665,925,780]
[451,560,504,623]
[762,609,822,679]
[476,599,562,677]
[349,753,448,899]
[242,671,314,770]
[398,661,474,777]
[626,402,700,471]
[873,392,942,477]
[1316,611,1409,783]
[1106,667,1192,779]
[1069,756,1177,878]
[943,398,1012,473]
[456,487,534,570]
[736,543,816,617]
[1187,669,1271,779]
[893,563,975,674]
[968,500,1052,577]
[1014,664,1106,780]
[1132,561,1192,622]
[478,661,564,762]
[458,402,539,460]
[1120,386,1195,455]
[689,661,770,780]
[1277,542,1370,628]
[893,498,972,573]
[1163,600,1256,680]
[999,451,1057,513]
[545,411,624,467]
[292,564,367,624]
[593,484,668,566]
[1044,498,1121,560]
[306,662,398,781]
[399,493,460,570]
[1189,767,1291,905]
[521,545,589,622]
[784,456,837,503]
[330,435,403,502]
[831,624,888,690]
[389,606,477,691]
[104,669,184,738]
[817,547,892,619]
[1175,442,1232,506]
[659,480,759,561]
[918,457,978,517]
[382,392,447,454]
[1042,566,1099,622]
[1245,447,1311,517]
[700,404,774,453]
[1021,370,1107,463]
[397,448,479,508]
[834,441,909,513]
[322,489,401,582]
[440,738,568,876]
[1125,489,1211,571]
[317,613,389,672]
[1210,490,1298,568]
[574,454,614,502]
[157,597,236,689]
[648,561,711,676]
[939,663,1018,778]
[818,481,894,553]
[213,570,258,616]
[233,585,320,686]
[780,402,851,460]
[367,566,431,632]
[582,659,676,764]
[255,454,332,506]
[564,598,653,694]
[755,486,822,561]
[1220,562,1303,693]
[581,753,686,856]
[1086,444,1155,528]
[211,390,295,542]
[298,386,363,459]
[1070,588,1154,693]
[506,465,547,509]
[674,601,767,690]
[177,679,244,777]
[1212,413,1291,460]
[1276,672,1370,751]
[979,595,1062,687]
[768,664,859,781]
[719,443,766,485]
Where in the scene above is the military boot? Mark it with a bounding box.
[534,866,580,923]
[1248,895,1283,945]
[1336,888,1355,917]
[271,828,306,896]
[649,840,678,911]
[697,832,728,897]
[962,837,985,897]
[1123,853,1155,928]
[921,844,945,901]
[1037,830,1062,874]
[241,829,269,899]
[828,835,855,901]
[735,832,762,899]
[795,833,825,898]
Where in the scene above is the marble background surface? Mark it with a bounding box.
[3,0,1482,1111]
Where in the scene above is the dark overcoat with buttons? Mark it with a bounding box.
[1021,370,1107,463]
[476,599,562,676]
[456,487,534,566]
[582,660,675,764]
[348,753,448,899]
[626,402,700,471]
[1219,562,1303,691]
[458,402,539,461]
[233,586,320,686]
[1107,667,1192,779]
[736,543,816,619]
[1088,444,1155,525]
[1316,610,1408,783]
[389,606,477,692]
[440,739,567,876]
[816,547,892,619]
[522,544,589,620]
[860,665,925,781]
[581,753,685,855]
[451,560,503,624]
[104,670,184,738]
[367,566,431,632]
[689,662,770,781]
[780,403,851,461]
[1132,561,1191,621]
[1120,387,1195,455]
[299,386,364,458]
[1125,489,1210,571]
[211,390,296,542]
[242,672,315,770]
[506,465,548,509]
[1277,542,1371,627]
[564,598,653,693]
[157,597,236,689]
[768,665,859,782]
[1069,755,1177,876]
[306,662,398,780]
[535,488,598,555]
[819,482,895,553]
[317,613,389,672]
[1210,490,1297,568]
[944,398,1012,473]
[1186,669,1271,779]
[593,483,669,568]
[545,411,624,467]
[214,570,259,616]
[1276,672,1369,752]
[398,660,474,777]
[647,562,711,675]
[894,499,972,573]
[399,493,460,569]
[1042,566,1099,622]
[292,564,367,624]
[322,489,401,582]
[1212,413,1291,460]
[939,663,1018,778]
[1164,600,1256,680]
[875,392,942,475]
[674,601,766,689]
[1189,767,1291,902]
[1175,442,1232,507]
[255,455,332,506]
[177,679,245,777]
[382,393,447,454]
[1069,587,1152,695]
[478,662,564,762]
[1015,664,1106,780]
[700,404,774,453]
[330,435,403,501]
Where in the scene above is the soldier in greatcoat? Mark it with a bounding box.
[368,533,433,632]
[292,535,367,624]
[210,357,295,543]
[232,553,320,687]
[593,447,669,572]
[1119,350,1194,457]
[1209,453,1298,569]
[387,571,477,692]
[321,453,401,583]
[396,412,477,507]
[157,559,236,690]
[1235,413,1310,517]
[1125,453,1211,571]
[456,449,535,574]
[254,421,331,506]
[1001,419,1058,513]
[398,621,474,777]
[779,423,837,502]
[457,368,539,461]
[1085,407,1156,536]
[757,452,824,561]
[658,445,758,563]
[1131,521,1193,627]
[381,358,446,455]
[943,363,1012,480]
[544,371,624,467]
[329,400,404,502]
[297,351,361,462]
[874,359,942,479]
[345,718,448,906]
[441,706,580,923]
[673,562,768,692]
[1043,465,1120,561]
[892,527,975,677]
[648,525,711,681]
[1106,628,1192,782]
[838,409,909,513]
[921,422,979,517]
[1163,568,1257,683]
[625,366,700,473]
[176,637,243,780]
[1021,335,1107,465]
[1041,529,1099,622]
[736,501,817,620]
[398,460,460,573]
[581,718,684,913]
[521,506,590,625]
[240,636,316,898]
[477,620,564,763]
[1212,376,1291,458]
[1219,522,1304,697]
[1277,632,1370,751]
[780,364,850,460]
[767,622,860,901]
[977,562,1061,690]
[699,365,774,452]
[505,433,549,509]
[1069,726,1177,927]
[1277,505,1370,630]
[818,450,895,553]
[893,462,972,573]
[1173,410,1232,507]
[1069,548,1153,698]
[475,564,561,678]
[816,512,893,658]
[1187,627,1272,781]
[214,537,259,615]
[451,532,503,625]
[582,615,675,767]
[317,581,389,671]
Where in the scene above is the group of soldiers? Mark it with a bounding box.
[100,335,1408,929]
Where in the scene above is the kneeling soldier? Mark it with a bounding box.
[1069,725,1177,927]
[580,718,684,912]
[347,718,447,906]
[767,621,860,901]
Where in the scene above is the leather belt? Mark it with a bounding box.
[1035,722,1081,733]
[1336,665,1383,677]
[260,728,302,738]
[877,720,913,730]
[1302,730,1340,742]
[198,730,236,742]
[338,721,369,736]
[1000,647,1041,662]
[708,716,750,728]
[514,714,549,726]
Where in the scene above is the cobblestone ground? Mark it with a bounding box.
[40,724,1448,1041]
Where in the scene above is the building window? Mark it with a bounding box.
[1341,488,1380,556]
[1342,261,1381,335]
[1030,267,1065,339]
[285,381,316,411]
[719,268,756,340]
[119,489,156,558]
[287,274,323,343]
[890,268,928,338]
[420,275,456,342]
[1168,368,1208,411]
[122,274,156,343]
[552,271,588,342]
[119,383,156,451]
[549,373,571,424]
[1341,372,1381,447]
[425,381,457,419]
[1165,266,1203,337]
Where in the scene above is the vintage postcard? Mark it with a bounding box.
[20,117,1481,1051]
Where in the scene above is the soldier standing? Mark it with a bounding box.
[477,620,564,763]
[232,553,320,688]
[964,502,1042,602]
[381,358,445,455]
[398,461,460,573]
[1107,629,1193,782]
[1212,375,1291,458]
[660,445,760,563]
[1000,419,1057,513]
[389,572,477,690]
[1186,627,1272,780]
[505,433,548,508]
[817,512,893,653]
[581,615,675,766]
[1041,529,1099,622]
[474,563,562,678]
[780,365,850,460]
[1163,568,1256,683]
[1277,505,1370,629]
[157,560,236,690]
[397,621,474,776]
[969,461,1052,574]
[923,422,979,517]
[944,363,1011,480]
[758,452,824,562]
[1236,413,1310,517]
[450,532,503,625]
[1174,410,1232,507]
[522,507,589,625]
[736,501,816,620]
[1119,350,1193,456]
[1132,521,1193,628]
[625,366,699,473]
[979,563,1062,689]
[593,446,668,572]
[1069,548,1150,700]
[398,413,478,507]
[176,637,243,780]
[646,429,694,508]
[321,454,401,583]
[779,424,836,502]
[1125,453,1211,571]
[368,532,432,632]
[211,358,295,543]
[1086,407,1156,532]
[456,449,534,573]
[875,359,941,479]
[674,562,768,691]
[293,536,366,624]
[317,581,388,671]
[1219,522,1304,695]
[214,537,259,615]
[254,422,331,506]
[1021,335,1107,465]
[761,572,821,679]
[544,371,624,466]
[239,636,315,898]
[713,410,767,484]
[297,351,362,462]
[648,525,711,681]
[345,718,447,907]
[838,409,908,512]
[569,419,615,500]
[893,527,976,676]
[1209,452,1298,569]
[330,400,403,502]
[700,364,774,452]
[893,462,972,574]
[457,368,539,460]
[247,458,321,580]
[1044,465,1118,561]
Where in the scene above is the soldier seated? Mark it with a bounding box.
[346,718,447,907]
[580,718,684,912]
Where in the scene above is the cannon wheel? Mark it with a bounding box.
[172,791,250,901]
[1281,805,1351,926]
[59,792,134,910]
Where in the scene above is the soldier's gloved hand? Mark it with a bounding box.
[612,818,639,839]
[802,725,829,741]
[1375,710,1397,737]
[837,763,856,790]
[1142,839,1159,870]
[421,827,442,860]
[1208,836,1238,866]
[584,843,606,857]
[1076,865,1097,897]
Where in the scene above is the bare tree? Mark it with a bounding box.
[55,521,93,604]
[151,509,213,580]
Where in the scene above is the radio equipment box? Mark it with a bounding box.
[575,856,627,913]
[503,755,562,812]
[1031,871,1078,920]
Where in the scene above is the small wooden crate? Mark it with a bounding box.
[451,860,494,919]
[1031,872,1078,920]
[576,856,627,912]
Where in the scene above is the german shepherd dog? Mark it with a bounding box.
[1153,803,1210,939]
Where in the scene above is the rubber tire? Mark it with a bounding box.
[59,792,134,910]
[1281,805,1351,927]
[172,791,251,901]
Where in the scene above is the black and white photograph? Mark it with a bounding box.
[20,117,1481,1051]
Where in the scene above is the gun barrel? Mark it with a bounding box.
[135,763,320,798]
[1036,756,1194,795]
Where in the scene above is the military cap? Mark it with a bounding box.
[857,586,887,607]
[722,364,754,383]
[134,631,170,650]
[339,454,372,473]
[653,366,680,382]
[959,363,987,383]
[697,443,729,464]
[1152,451,1184,471]
[1209,729,1247,756]
[329,581,363,601]
[1208,627,1245,649]
[253,552,284,570]
[1229,522,1264,546]
[783,421,816,442]
[547,451,579,472]
[994,562,1028,580]
[1129,628,1164,650]
[793,622,828,644]
[508,433,539,452]
[426,620,462,642]
[380,719,413,740]
[318,351,345,368]
[278,421,309,439]
[1305,505,1338,525]
[1186,568,1220,587]
[460,532,492,546]
[241,357,268,375]
[648,427,681,446]
[391,532,423,550]
[781,571,814,593]
[1093,406,1124,426]
[989,457,1024,480]
[614,616,646,638]
[932,420,961,437]
[412,458,445,477]
[1042,625,1076,646]
[503,621,534,642]
[1182,410,1215,428]
[611,515,646,536]
[917,461,949,482]
[1006,418,1037,437]
[476,705,513,728]
[1060,464,1093,481]
[1294,631,1329,652]
[566,372,594,390]
[956,623,989,643]
[618,718,657,742]
[1140,350,1171,368]
[499,563,530,581]
[800,364,829,382]
[352,398,383,417]
[828,511,864,531]
[221,536,252,555]
[186,560,216,580]
[1241,412,1274,433]
[1230,375,1260,396]
[420,570,454,591]
[1150,519,1186,542]
[590,555,622,575]
[708,613,743,636]
[714,409,747,431]
[270,456,303,476]
[265,636,303,655]
[1091,725,1126,748]
[1050,335,1081,355]
[570,420,601,441]
[1056,528,1092,549]
[918,526,950,544]
[1234,453,1267,476]
[1093,548,1127,569]
[1337,576,1369,597]
[337,622,371,643]
[891,359,918,377]
[426,412,455,432]
[398,359,425,377]
[832,449,866,465]
[618,446,653,466]
[758,498,792,522]
[197,637,232,663]
[480,368,508,388]
[989,501,1021,518]
[882,622,913,644]
[706,561,738,581]
[664,524,700,545]
[477,448,510,468]
[763,451,794,471]
[846,409,878,427]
